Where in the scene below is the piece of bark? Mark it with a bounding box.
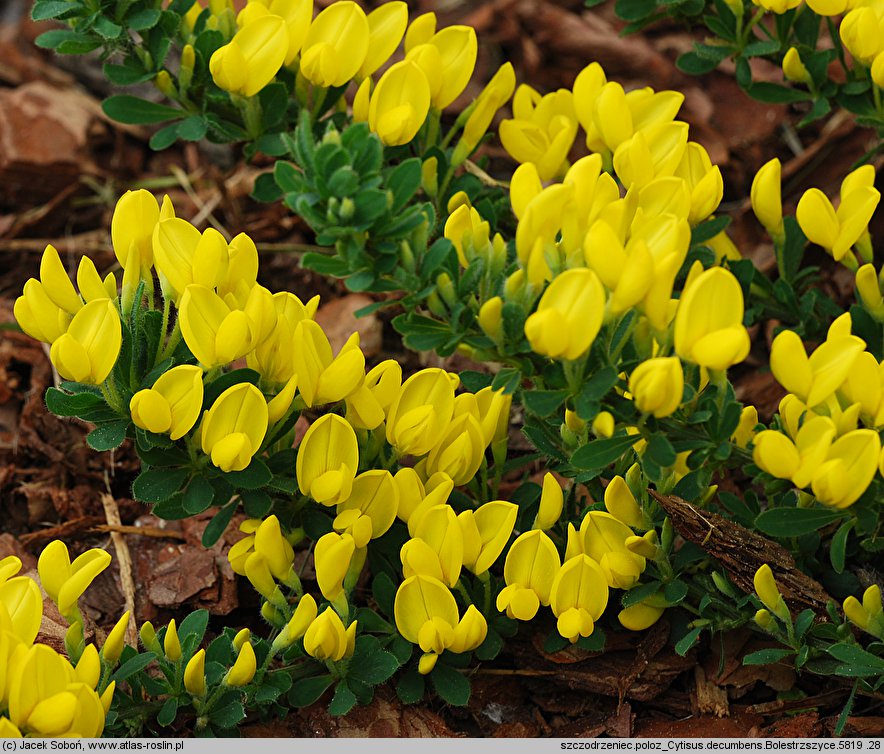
[650,491,833,614]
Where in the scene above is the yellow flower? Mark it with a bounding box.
[49,300,122,384]
[673,142,723,225]
[303,608,356,662]
[753,564,789,621]
[224,641,256,686]
[796,184,880,263]
[453,62,516,165]
[296,414,359,505]
[782,47,810,84]
[386,368,458,457]
[334,470,399,546]
[368,60,431,146]
[200,383,268,472]
[549,555,609,643]
[210,14,288,96]
[101,611,130,664]
[843,585,884,639]
[179,284,261,368]
[238,0,312,67]
[531,473,564,531]
[292,320,365,408]
[272,594,318,651]
[359,1,408,78]
[394,575,486,664]
[0,576,43,644]
[458,500,518,576]
[525,269,606,361]
[247,291,318,384]
[152,219,228,302]
[37,541,112,621]
[750,158,784,240]
[409,505,464,587]
[629,357,684,418]
[406,25,477,109]
[612,121,689,190]
[423,413,485,485]
[111,189,160,275]
[575,511,645,589]
[674,266,749,371]
[184,649,207,696]
[811,429,880,509]
[604,476,643,529]
[164,619,181,661]
[497,530,561,621]
[130,365,204,439]
[314,532,356,602]
[299,1,369,87]
[769,329,865,408]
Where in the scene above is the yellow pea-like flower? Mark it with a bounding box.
[335,470,399,546]
[769,329,865,408]
[359,1,408,78]
[811,429,880,509]
[224,641,257,686]
[549,555,609,643]
[152,219,229,301]
[577,511,645,590]
[410,504,464,587]
[674,266,750,371]
[753,564,790,621]
[253,515,295,582]
[839,8,883,65]
[796,184,880,264]
[272,594,318,651]
[628,357,684,418]
[386,368,457,457]
[296,414,359,505]
[750,158,784,241]
[604,475,643,529]
[164,619,182,662]
[497,530,561,621]
[532,473,564,531]
[14,278,73,345]
[0,576,43,644]
[458,500,518,576]
[210,14,288,96]
[673,142,723,225]
[111,189,160,274]
[782,47,810,84]
[184,649,206,697]
[240,0,312,67]
[303,607,356,662]
[299,1,369,87]
[101,611,131,664]
[612,121,689,190]
[49,299,122,384]
[368,60,431,146]
[843,585,884,639]
[423,413,485,486]
[292,320,365,408]
[247,290,318,384]
[404,11,435,52]
[525,268,606,361]
[751,429,801,480]
[314,531,356,602]
[200,383,268,472]
[37,541,112,621]
[453,62,516,165]
[130,364,204,439]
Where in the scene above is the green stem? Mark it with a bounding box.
[155,296,171,367]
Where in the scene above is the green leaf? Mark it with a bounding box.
[290,675,334,707]
[396,669,425,704]
[201,502,236,547]
[691,215,730,245]
[132,468,189,504]
[32,1,77,21]
[387,158,422,213]
[827,642,884,668]
[615,0,656,20]
[829,519,854,574]
[210,700,246,729]
[676,51,723,75]
[87,421,128,451]
[674,627,702,656]
[102,95,182,125]
[128,8,163,30]
[183,475,215,515]
[178,609,209,644]
[748,82,813,104]
[621,580,662,608]
[46,387,105,417]
[157,697,178,727]
[571,434,638,471]
[522,390,568,417]
[645,434,677,468]
[104,63,155,86]
[779,216,806,282]
[430,663,470,706]
[755,507,845,538]
[178,115,208,141]
[223,458,272,490]
[578,366,618,404]
[491,367,521,394]
[348,640,400,685]
[240,489,273,518]
[743,648,794,665]
[112,652,156,682]
[328,682,358,716]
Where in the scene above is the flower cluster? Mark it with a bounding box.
[0,546,115,737]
